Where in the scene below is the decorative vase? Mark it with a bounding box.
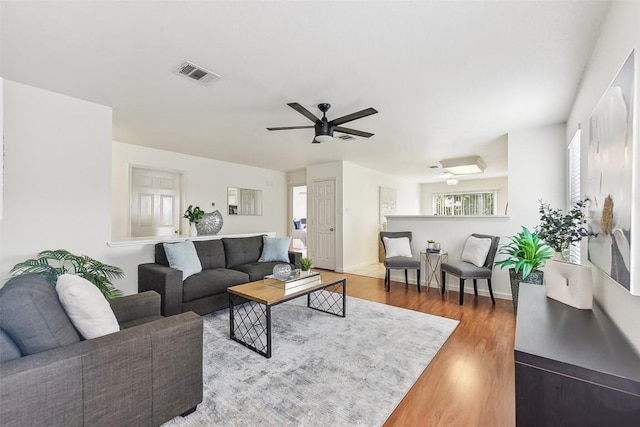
[195,210,223,235]
[545,259,592,310]
[509,269,544,315]
[553,251,565,261]
[273,264,292,279]
[189,222,198,237]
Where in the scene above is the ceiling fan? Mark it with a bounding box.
[267,102,378,143]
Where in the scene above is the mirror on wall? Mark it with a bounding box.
[228,187,263,216]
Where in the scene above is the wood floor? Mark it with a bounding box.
[340,272,517,427]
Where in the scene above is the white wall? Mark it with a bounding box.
[508,124,566,230]
[342,162,420,272]
[112,142,287,239]
[566,0,640,352]
[420,176,508,216]
[1,80,112,283]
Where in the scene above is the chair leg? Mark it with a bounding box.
[487,279,496,304]
[417,268,421,293]
[441,270,446,294]
[473,279,478,295]
[405,269,409,287]
[385,269,390,292]
[459,277,464,305]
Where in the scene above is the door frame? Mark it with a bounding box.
[309,177,337,271]
[128,164,185,237]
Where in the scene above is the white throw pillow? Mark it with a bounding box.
[163,240,202,280]
[383,236,413,258]
[56,274,120,339]
[461,236,493,268]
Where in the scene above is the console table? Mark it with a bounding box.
[514,283,640,426]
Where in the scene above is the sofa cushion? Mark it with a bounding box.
[193,239,226,270]
[223,236,263,268]
[258,236,292,263]
[154,243,170,266]
[0,329,21,362]
[183,269,250,303]
[163,240,202,280]
[232,261,294,282]
[56,274,120,339]
[0,275,81,356]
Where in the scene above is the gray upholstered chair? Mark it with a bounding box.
[380,231,421,293]
[0,274,203,426]
[440,233,500,305]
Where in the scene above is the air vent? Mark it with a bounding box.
[174,61,221,86]
[338,135,355,141]
[428,165,439,169]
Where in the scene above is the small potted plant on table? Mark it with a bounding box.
[495,226,554,314]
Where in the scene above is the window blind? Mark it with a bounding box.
[433,191,496,216]
[568,129,581,263]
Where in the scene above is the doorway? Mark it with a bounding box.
[291,185,307,254]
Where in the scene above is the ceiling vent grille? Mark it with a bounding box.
[338,135,355,141]
[174,61,221,86]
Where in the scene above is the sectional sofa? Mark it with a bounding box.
[138,235,301,316]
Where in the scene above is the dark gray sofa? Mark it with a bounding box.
[0,275,203,427]
[138,235,301,316]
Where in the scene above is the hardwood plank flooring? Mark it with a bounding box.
[337,272,516,427]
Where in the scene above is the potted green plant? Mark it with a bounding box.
[495,227,554,314]
[10,249,124,299]
[299,257,312,272]
[183,204,204,236]
[536,198,590,261]
[536,198,594,310]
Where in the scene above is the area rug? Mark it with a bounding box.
[163,296,458,427]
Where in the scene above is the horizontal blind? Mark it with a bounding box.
[433,191,496,216]
[568,130,581,263]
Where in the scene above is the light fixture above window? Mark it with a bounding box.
[440,156,486,175]
[446,178,458,186]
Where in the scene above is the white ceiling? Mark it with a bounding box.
[0,0,610,183]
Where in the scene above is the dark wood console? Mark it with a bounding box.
[514,283,640,426]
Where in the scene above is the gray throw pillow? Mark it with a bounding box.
[0,275,81,356]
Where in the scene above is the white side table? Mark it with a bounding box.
[420,250,448,291]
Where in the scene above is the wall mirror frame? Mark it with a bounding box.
[227,187,263,216]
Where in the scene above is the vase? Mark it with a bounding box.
[189,223,198,237]
[195,210,223,235]
[545,259,592,310]
[509,269,544,315]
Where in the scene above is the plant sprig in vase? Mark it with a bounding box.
[183,205,205,224]
[536,198,590,260]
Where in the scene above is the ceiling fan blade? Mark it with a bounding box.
[331,107,378,126]
[266,126,314,131]
[288,103,320,123]
[334,126,374,138]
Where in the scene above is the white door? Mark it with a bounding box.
[130,167,181,237]
[311,178,336,270]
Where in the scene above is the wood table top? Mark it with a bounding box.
[228,271,346,305]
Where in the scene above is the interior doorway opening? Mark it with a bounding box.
[291,185,307,254]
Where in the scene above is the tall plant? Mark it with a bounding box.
[495,227,554,280]
[536,199,590,255]
[10,249,124,299]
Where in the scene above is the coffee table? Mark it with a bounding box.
[228,271,346,358]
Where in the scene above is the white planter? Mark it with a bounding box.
[544,259,592,310]
[189,223,198,237]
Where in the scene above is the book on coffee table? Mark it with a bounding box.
[264,270,321,290]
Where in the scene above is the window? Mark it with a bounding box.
[568,130,581,263]
[433,191,496,216]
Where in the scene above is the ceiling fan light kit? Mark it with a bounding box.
[268,102,378,143]
[439,155,486,175]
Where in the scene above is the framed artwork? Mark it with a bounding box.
[379,187,396,225]
[587,49,637,295]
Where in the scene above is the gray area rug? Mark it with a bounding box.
[163,296,458,427]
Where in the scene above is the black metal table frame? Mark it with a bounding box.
[229,278,346,358]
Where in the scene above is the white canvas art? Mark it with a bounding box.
[379,187,397,225]
[587,50,637,294]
